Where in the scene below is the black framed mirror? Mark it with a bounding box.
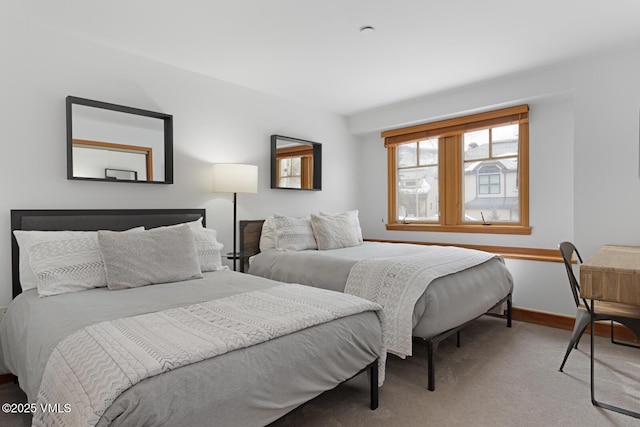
[66,96,173,184]
[271,135,321,190]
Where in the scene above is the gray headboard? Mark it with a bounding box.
[10,209,206,298]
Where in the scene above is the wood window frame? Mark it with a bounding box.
[275,145,314,189]
[383,105,531,235]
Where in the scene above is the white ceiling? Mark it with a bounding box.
[9,0,640,116]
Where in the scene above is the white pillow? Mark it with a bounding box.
[14,228,143,293]
[320,209,363,242]
[273,215,317,251]
[150,219,224,272]
[259,216,277,251]
[186,217,209,233]
[311,213,360,250]
[162,217,211,234]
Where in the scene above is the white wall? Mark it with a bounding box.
[0,19,360,307]
[349,42,640,316]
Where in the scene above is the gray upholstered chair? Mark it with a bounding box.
[558,241,640,372]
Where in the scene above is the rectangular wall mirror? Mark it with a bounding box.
[67,96,173,184]
[271,135,321,190]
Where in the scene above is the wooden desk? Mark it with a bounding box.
[579,244,640,419]
[580,245,640,306]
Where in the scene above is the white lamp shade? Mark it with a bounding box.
[211,163,258,194]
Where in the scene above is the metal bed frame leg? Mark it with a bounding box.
[507,294,512,328]
[369,360,378,410]
[427,340,438,391]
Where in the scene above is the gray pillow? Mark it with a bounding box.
[310,213,360,250]
[273,215,317,251]
[98,224,203,290]
[320,209,363,242]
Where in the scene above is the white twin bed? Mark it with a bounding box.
[1,209,384,427]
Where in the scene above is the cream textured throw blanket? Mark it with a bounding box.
[32,284,385,427]
[345,245,496,358]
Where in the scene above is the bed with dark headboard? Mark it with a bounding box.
[2,209,383,426]
[241,216,513,392]
[10,209,206,298]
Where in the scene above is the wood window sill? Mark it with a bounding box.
[385,223,532,235]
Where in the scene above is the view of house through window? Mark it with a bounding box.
[384,105,530,234]
[462,124,519,223]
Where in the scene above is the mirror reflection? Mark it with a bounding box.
[271,135,321,190]
[67,96,173,184]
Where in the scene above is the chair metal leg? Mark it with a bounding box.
[559,310,590,372]
[590,299,640,419]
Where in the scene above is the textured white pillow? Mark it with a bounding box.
[99,225,203,290]
[191,228,226,272]
[30,235,108,297]
[273,215,317,251]
[320,210,363,242]
[310,213,360,250]
[14,228,143,293]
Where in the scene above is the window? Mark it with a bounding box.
[396,138,439,221]
[383,105,530,234]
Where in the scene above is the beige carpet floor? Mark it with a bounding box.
[1,317,639,426]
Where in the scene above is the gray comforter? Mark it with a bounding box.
[0,270,382,427]
[248,242,514,339]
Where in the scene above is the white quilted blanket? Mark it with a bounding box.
[344,245,496,358]
[32,283,385,427]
